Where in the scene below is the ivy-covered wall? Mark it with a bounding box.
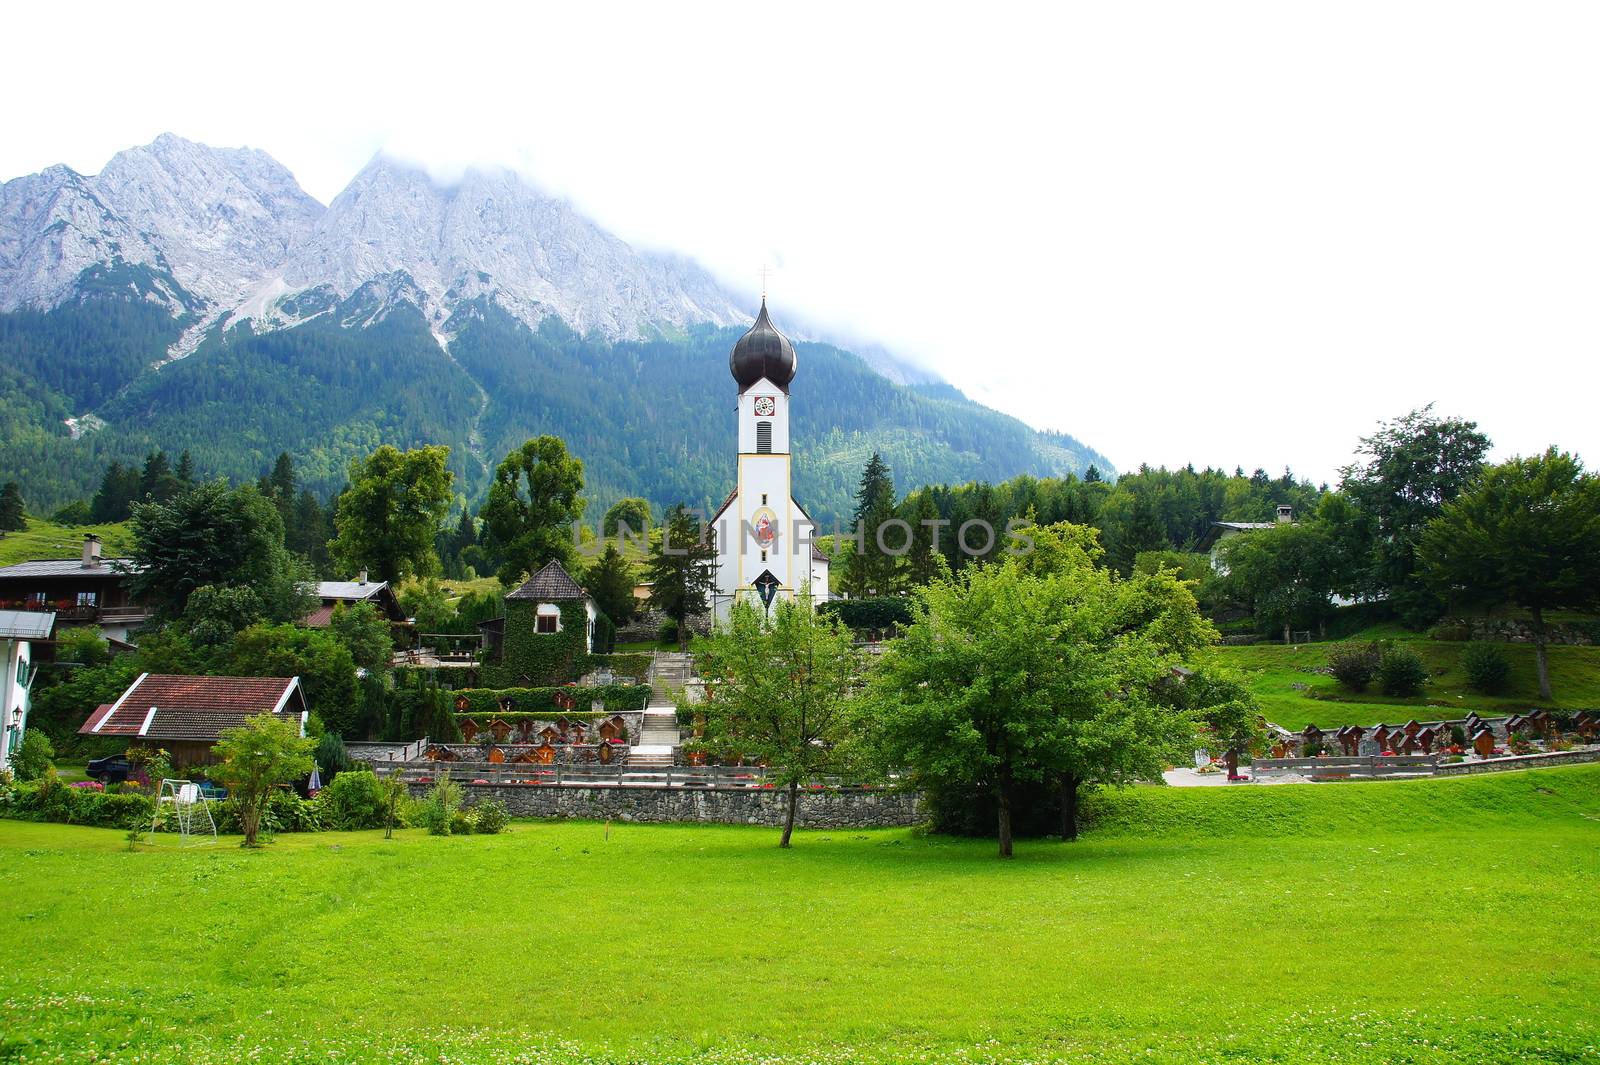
[483,600,590,687]
[586,653,651,683]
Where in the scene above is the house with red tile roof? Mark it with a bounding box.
[80,673,308,766]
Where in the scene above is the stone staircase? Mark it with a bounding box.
[628,706,682,768]
[646,651,695,704]
[632,652,692,768]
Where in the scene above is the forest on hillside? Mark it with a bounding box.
[0,277,1110,523]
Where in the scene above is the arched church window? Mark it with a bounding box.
[756,422,773,453]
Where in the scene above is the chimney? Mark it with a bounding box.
[358,568,368,586]
[82,534,102,569]
[1276,505,1294,524]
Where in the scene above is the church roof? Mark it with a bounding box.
[729,299,797,392]
[507,560,589,601]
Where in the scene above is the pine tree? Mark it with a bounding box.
[586,543,638,627]
[267,452,296,540]
[1112,493,1169,574]
[904,492,943,586]
[175,450,196,486]
[90,462,142,523]
[645,504,717,651]
[289,490,332,574]
[138,451,181,504]
[846,453,899,596]
[0,482,26,531]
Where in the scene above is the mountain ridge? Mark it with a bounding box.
[0,134,1113,521]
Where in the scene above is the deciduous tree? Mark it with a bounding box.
[1340,406,1490,623]
[480,436,586,586]
[1419,447,1600,700]
[225,624,360,737]
[1214,522,1341,643]
[695,596,861,847]
[329,445,454,584]
[128,481,311,620]
[329,601,395,674]
[865,541,1212,857]
[211,714,315,847]
[602,497,652,538]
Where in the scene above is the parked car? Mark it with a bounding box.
[85,755,133,783]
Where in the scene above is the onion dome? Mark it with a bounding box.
[729,299,797,391]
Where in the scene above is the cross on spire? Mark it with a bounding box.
[759,265,771,302]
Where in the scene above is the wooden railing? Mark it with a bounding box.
[1252,755,1440,778]
[99,606,152,622]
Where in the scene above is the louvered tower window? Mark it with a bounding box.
[756,422,773,453]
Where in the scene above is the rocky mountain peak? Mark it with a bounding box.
[281,152,744,338]
[93,132,323,301]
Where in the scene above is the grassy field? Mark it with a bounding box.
[0,516,134,567]
[2,766,1597,1063]
[1213,636,1600,731]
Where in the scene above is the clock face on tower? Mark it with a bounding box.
[753,395,775,417]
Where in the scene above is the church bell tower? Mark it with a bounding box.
[722,299,802,613]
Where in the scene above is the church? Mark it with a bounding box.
[709,301,830,623]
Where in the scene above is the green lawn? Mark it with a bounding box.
[617,638,676,652]
[2,766,1597,1063]
[0,516,134,567]
[1214,636,1600,731]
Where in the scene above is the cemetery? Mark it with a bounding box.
[1247,709,1600,780]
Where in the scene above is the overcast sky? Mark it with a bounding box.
[5,2,1596,483]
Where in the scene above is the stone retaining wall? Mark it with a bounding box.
[1439,616,1597,646]
[1432,747,1600,776]
[412,782,923,828]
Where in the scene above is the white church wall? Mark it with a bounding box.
[736,379,790,454]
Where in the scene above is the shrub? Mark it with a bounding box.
[819,597,914,631]
[10,730,54,782]
[418,775,462,836]
[1378,646,1428,697]
[213,790,322,837]
[1461,642,1512,695]
[472,799,509,835]
[1429,620,1472,642]
[586,653,651,683]
[315,730,352,779]
[1327,643,1382,692]
[316,768,386,830]
[448,684,650,716]
[449,808,476,835]
[4,777,149,828]
[658,620,680,646]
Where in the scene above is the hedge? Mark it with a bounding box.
[449,684,651,716]
[1,780,149,828]
[586,653,651,683]
[819,597,913,630]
